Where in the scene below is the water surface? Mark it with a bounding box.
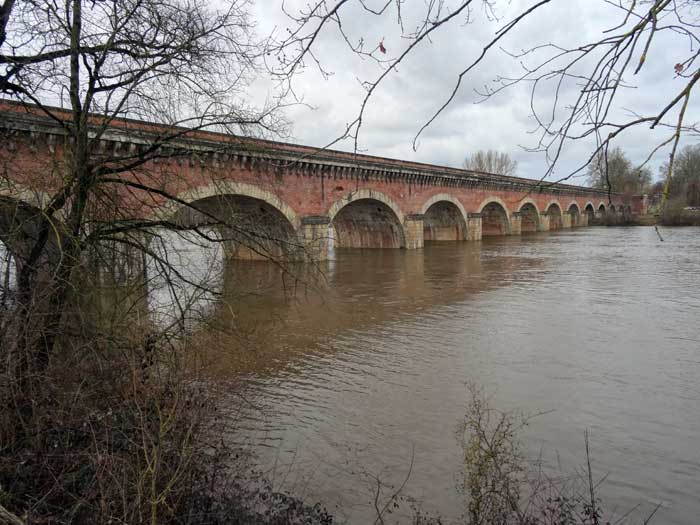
[203,227,700,524]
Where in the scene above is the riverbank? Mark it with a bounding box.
[628,208,700,226]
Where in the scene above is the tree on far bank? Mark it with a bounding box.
[586,148,652,195]
[659,144,700,206]
[463,150,518,176]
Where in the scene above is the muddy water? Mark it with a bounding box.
[202,227,700,524]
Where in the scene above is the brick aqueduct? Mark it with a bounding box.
[0,102,629,262]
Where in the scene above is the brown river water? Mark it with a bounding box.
[184,226,700,524]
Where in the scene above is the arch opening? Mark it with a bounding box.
[598,204,607,216]
[519,203,539,233]
[0,238,17,309]
[609,204,616,214]
[585,203,595,223]
[481,201,510,237]
[332,199,405,249]
[0,196,64,318]
[547,203,563,230]
[173,194,299,260]
[568,204,581,227]
[423,201,466,241]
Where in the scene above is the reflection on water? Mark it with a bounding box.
[195,228,699,524]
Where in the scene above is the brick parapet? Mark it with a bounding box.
[0,100,617,199]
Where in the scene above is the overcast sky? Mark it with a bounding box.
[251,0,700,185]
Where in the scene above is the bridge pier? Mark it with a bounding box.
[467,213,482,241]
[562,211,572,229]
[510,212,522,236]
[221,236,268,261]
[404,214,425,249]
[300,215,331,261]
[580,212,589,227]
[539,212,550,232]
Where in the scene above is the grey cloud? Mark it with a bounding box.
[253,1,700,183]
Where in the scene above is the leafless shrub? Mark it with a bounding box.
[458,384,659,525]
[0,0,319,520]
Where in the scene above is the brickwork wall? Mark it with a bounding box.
[0,108,628,257]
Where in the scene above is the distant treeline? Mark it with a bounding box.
[587,145,700,225]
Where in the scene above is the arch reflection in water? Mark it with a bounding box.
[197,239,545,376]
[147,229,225,330]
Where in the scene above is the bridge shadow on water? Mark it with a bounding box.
[190,234,554,378]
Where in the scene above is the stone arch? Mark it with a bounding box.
[329,190,406,249]
[598,202,607,214]
[609,204,616,214]
[0,182,50,210]
[168,182,300,260]
[547,201,563,230]
[0,195,64,301]
[517,199,540,233]
[477,196,511,215]
[170,182,300,230]
[421,194,467,219]
[328,189,405,224]
[421,194,467,241]
[544,199,563,214]
[584,202,595,223]
[567,202,581,227]
[478,198,511,237]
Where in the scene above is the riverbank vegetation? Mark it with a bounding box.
[457,385,662,525]
[0,0,331,521]
[651,144,700,225]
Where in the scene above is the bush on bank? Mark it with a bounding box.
[0,330,659,524]
[659,197,700,226]
[0,331,333,525]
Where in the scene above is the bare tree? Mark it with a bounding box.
[587,147,652,195]
[272,0,700,211]
[0,0,291,380]
[659,143,700,203]
[0,2,329,521]
[463,150,518,177]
